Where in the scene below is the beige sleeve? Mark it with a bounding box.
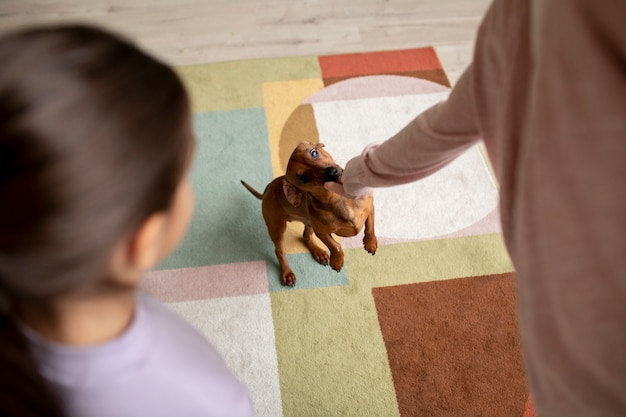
[341,65,482,197]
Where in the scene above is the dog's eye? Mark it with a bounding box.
[310,149,319,159]
[298,175,309,184]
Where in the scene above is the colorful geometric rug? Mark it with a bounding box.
[141,47,528,416]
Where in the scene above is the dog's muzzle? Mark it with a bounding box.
[323,166,342,183]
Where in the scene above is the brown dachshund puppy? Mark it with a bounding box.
[241,142,377,286]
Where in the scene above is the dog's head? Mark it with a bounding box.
[283,142,343,206]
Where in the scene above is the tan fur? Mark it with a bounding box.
[241,142,377,286]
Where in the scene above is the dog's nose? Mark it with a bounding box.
[323,167,341,183]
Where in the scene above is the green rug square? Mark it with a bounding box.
[157,108,275,270]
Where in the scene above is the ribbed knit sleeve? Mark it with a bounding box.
[341,65,482,197]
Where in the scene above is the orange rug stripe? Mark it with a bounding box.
[318,47,442,79]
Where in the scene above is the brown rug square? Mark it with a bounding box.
[372,273,527,417]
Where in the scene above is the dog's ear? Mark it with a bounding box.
[283,181,304,207]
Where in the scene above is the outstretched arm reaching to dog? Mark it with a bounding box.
[324,65,481,199]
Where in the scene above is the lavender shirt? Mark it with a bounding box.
[23,292,254,417]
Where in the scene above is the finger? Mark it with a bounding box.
[324,182,342,193]
[324,182,352,198]
[324,182,343,193]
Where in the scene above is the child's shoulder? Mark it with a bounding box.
[128,293,253,414]
[28,292,253,416]
[136,291,231,374]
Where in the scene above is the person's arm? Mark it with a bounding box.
[338,64,482,197]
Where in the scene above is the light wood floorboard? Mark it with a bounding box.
[0,0,489,77]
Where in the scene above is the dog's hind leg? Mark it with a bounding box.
[302,225,330,266]
[264,215,296,286]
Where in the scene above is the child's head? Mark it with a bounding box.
[0,25,195,305]
[0,25,195,415]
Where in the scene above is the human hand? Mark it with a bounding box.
[324,181,354,198]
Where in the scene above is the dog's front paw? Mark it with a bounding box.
[311,248,330,266]
[281,271,297,287]
[329,251,344,272]
[363,235,378,255]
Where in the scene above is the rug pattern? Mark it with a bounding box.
[142,47,525,416]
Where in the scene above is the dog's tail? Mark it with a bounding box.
[240,180,263,200]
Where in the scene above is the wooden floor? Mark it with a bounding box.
[0,0,490,79]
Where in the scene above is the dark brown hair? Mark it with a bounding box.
[0,25,193,416]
